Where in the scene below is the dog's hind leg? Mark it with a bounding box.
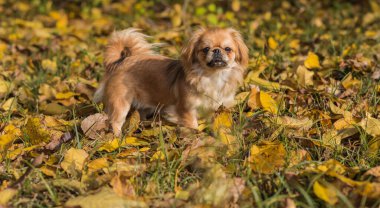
[106,97,132,137]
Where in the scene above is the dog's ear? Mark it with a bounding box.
[228,28,249,68]
[181,27,205,69]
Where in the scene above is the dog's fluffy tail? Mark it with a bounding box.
[94,28,155,103]
[104,28,155,73]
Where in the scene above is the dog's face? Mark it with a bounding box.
[182,28,249,71]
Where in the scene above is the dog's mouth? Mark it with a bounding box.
[207,58,227,68]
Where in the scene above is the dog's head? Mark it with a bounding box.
[181,28,249,71]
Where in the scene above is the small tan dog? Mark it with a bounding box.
[94,27,249,136]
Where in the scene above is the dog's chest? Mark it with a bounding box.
[192,69,239,110]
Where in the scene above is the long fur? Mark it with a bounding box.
[94,28,155,103]
[94,27,249,135]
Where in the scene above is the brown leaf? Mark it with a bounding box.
[45,132,72,151]
[81,113,109,140]
[110,173,136,198]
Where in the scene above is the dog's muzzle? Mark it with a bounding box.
[207,49,227,67]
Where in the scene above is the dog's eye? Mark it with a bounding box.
[225,47,232,52]
[202,47,210,53]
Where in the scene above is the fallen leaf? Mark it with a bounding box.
[260,91,278,114]
[81,113,109,140]
[364,166,380,178]
[313,181,338,205]
[87,157,109,173]
[40,102,69,115]
[40,165,56,178]
[0,188,18,206]
[248,142,286,174]
[60,148,89,176]
[275,116,313,131]
[268,37,278,50]
[41,59,57,73]
[65,187,147,208]
[0,79,11,99]
[1,97,18,111]
[359,116,380,137]
[110,173,136,197]
[150,150,165,161]
[0,124,21,152]
[98,137,149,152]
[304,51,321,69]
[296,65,314,87]
[55,92,78,100]
[247,85,261,110]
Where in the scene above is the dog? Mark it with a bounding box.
[93,27,249,136]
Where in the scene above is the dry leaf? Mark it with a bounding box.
[0,188,18,206]
[65,188,147,208]
[98,137,149,152]
[296,65,314,87]
[313,181,338,205]
[304,51,321,69]
[81,113,109,140]
[248,143,286,174]
[260,91,278,114]
[60,148,89,176]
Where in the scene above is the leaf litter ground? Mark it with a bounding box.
[1,0,380,207]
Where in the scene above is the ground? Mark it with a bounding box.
[1,0,380,207]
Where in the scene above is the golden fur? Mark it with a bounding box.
[94,28,249,136]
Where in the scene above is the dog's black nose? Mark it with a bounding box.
[213,49,221,54]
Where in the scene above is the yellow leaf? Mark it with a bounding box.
[150,150,165,161]
[341,73,361,89]
[244,65,293,91]
[1,97,17,111]
[212,111,232,133]
[98,137,149,152]
[231,0,240,12]
[60,148,89,176]
[276,116,313,131]
[368,137,380,157]
[268,37,278,50]
[125,110,140,135]
[175,190,190,200]
[289,39,300,50]
[65,187,147,208]
[296,65,314,87]
[41,59,57,73]
[259,91,278,114]
[0,79,11,99]
[40,166,56,178]
[313,181,338,205]
[212,111,238,156]
[321,130,342,148]
[0,42,7,59]
[116,147,150,158]
[0,188,18,205]
[333,118,353,130]
[304,51,321,69]
[171,4,182,27]
[248,143,286,174]
[87,158,109,172]
[359,116,380,137]
[7,145,40,160]
[24,117,52,144]
[55,92,78,100]
[0,125,21,152]
[0,134,15,152]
